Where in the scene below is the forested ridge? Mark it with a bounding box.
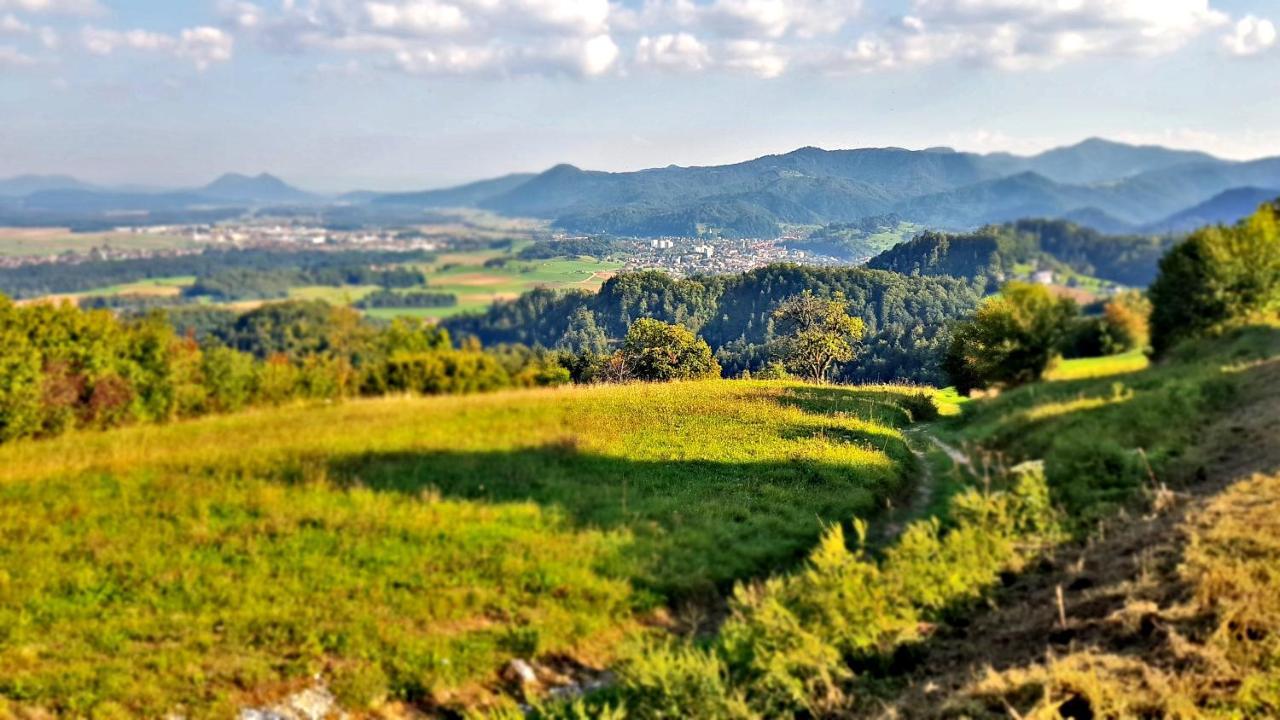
[444,264,981,384]
[866,219,1175,287]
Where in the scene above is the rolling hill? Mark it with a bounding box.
[1146,186,1280,233]
[0,379,931,717]
[363,139,1277,236]
[4,139,1278,236]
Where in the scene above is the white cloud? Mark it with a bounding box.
[81,25,235,70]
[512,0,610,35]
[365,1,470,35]
[1,12,30,34]
[0,42,33,64]
[231,0,620,77]
[635,32,711,71]
[577,32,619,75]
[908,0,1228,63]
[819,0,1231,73]
[178,27,235,70]
[619,0,860,40]
[0,0,100,15]
[211,0,1248,79]
[1224,15,1276,56]
[722,38,786,77]
[220,1,265,30]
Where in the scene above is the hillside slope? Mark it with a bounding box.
[0,380,933,718]
[874,324,1280,717]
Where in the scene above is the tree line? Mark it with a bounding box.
[183,265,425,302]
[0,298,565,443]
[0,247,434,299]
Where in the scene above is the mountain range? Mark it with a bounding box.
[2,139,1278,236]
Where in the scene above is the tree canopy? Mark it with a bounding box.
[619,318,721,382]
[1149,201,1280,355]
[771,291,865,383]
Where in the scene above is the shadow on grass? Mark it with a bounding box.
[291,443,903,599]
[773,385,915,428]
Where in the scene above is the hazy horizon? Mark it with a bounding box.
[4,134,1276,195]
[2,0,1277,191]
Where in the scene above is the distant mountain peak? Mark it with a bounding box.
[206,172,288,188]
[199,172,314,203]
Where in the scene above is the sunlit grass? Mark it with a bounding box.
[944,325,1280,523]
[1045,350,1149,381]
[0,379,924,717]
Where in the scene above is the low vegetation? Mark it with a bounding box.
[0,379,930,717]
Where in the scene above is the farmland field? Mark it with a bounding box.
[0,380,926,717]
[0,227,194,258]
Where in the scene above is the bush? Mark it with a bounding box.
[944,282,1078,394]
[899,392,939,422]
[385,350,512,395]
[620,319,721,382]
[611,464,1060,716]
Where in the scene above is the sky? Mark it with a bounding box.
[1,0,1278,192]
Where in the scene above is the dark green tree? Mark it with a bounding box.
[1149,201,1280,356]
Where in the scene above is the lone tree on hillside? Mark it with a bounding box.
[1148,200,1280,356]
[619,318,721,381]
[943,281,1077,394]
[771,291,865,384]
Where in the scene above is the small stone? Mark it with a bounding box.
[504,658,539,685]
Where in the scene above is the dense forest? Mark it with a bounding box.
[866,219,1175,287]
[444,264,981,384]
[0,248,433,299]
[183,264,425,301]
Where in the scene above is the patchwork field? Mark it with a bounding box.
[52,252,621,320]
[412,254,621,316]
[0,380,927,718]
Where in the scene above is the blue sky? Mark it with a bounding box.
[1,0,1277,191]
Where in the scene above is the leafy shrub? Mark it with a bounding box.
[899,392,939,422]
[944,282,1078,394]
[1149,201,1279,355]
[619,319,720,382]
[610,464,1059,717]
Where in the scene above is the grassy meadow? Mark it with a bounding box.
[0,380,928,717]
[1044,349,1150,381]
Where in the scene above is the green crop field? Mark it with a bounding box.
[0,380,928,718]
